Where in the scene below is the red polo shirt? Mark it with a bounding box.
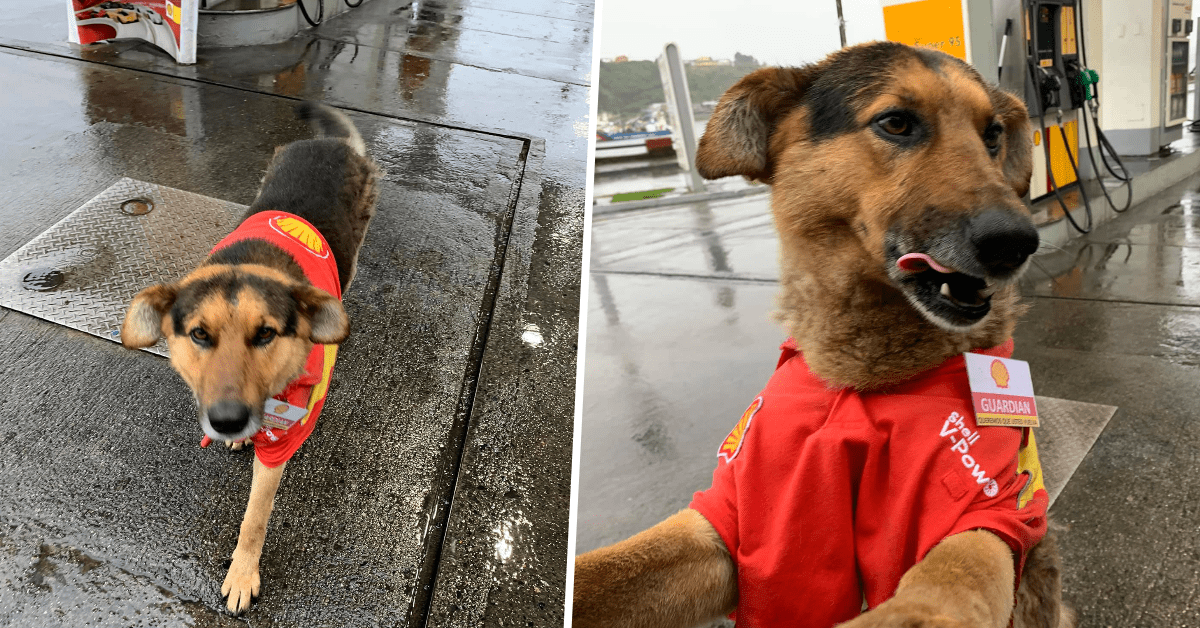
[689,339,1048,628]
[205,211,342,468]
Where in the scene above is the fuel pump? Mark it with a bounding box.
[1025,1,1079,117]
[1025,0,1102,233]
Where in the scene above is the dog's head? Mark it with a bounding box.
[697,42,1035,332]
[121,263,349,441]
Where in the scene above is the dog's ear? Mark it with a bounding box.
[695,66,818,182]
[994,90,1034,197]
[122,284,177,349]
[294,284,349,344]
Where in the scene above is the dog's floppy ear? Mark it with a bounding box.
[122,284,177,349]
[695,66,818,182]
[294,284,349,344]
[994,90,1034,197]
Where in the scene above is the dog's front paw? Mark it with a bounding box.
[836,600,971,628]
[221,551,261,615]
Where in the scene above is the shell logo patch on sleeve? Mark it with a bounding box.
[1016,429,1046,509]
[718,396,763,463]
[270,215,330,258]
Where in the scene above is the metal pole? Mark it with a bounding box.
[836,0,847,48]
[657,43,706,193]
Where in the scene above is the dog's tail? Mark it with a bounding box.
[296,101,366,156]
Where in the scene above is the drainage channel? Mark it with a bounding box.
[405,140,531,628]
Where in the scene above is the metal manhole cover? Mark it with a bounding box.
[0,178,247,356]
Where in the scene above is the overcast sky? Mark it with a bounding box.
[599,0,889,65]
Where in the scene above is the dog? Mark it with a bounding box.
[120,102,378,614]
[574,42,1072,628]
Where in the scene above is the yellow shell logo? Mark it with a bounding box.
[274,403,289,414]
[718,396,763,463]
[990,359,1010,389]
[271,216,329,258]
[1017,431,1045,509]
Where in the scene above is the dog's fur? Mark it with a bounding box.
[121,102,378,614]
[574,42,1071,628]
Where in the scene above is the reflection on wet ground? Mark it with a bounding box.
[581,172,1200,625]
[591,197,778,280]
[1024,189,1200,306]
[0,0,590,625]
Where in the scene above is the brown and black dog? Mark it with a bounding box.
[574,42,1071,628]
[121,102,378,614]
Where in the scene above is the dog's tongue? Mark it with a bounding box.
[897,253,955,274]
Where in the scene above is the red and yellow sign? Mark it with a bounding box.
[882,0,968,61]
[972,392,1038,426]
[718,396,763,463]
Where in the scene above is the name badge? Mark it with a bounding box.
[262,399,307,430]
[964,353,1039,427]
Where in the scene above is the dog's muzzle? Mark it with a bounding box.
[202,401,261,441]
[889,209,1039,330]
[967,209,1040,276]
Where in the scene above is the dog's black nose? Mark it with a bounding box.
[967,209,1039,275]
[208,401,251,434]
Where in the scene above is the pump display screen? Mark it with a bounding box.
[1036,6,1057,67]
[1170,41,1189,122]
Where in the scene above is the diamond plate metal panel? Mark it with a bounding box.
[0,178,247,356]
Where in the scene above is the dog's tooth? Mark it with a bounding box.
[940,283,951,297]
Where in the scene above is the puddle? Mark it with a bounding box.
[0,527,211,628]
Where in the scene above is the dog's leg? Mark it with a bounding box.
[573,508,737,628]
[222,457,286,614]
[836,530,1015,628]
[1013,529,1075,628]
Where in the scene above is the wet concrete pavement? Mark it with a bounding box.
[580,174,1200,625]
[0,0,590,626]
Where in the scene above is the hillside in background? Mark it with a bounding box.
[598,55,762,120]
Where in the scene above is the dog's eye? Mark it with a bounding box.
[190,328,209,344]
[254,327,277,346]
[983,122,1003,153]
[875,113,913,136]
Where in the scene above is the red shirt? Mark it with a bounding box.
[205,211,342,468]
[689,339,1048,628]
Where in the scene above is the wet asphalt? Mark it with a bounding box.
[0,0,591,626]
[580,169,1200,625]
